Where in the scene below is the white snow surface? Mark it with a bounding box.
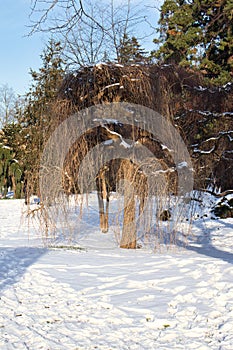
[0,197,233,350]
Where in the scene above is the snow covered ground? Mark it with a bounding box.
[0,197,233,349]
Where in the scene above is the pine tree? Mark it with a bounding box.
[17,39,65,195]
[153,0,233,84]
[118,34,149,64]
[23,40,64,126]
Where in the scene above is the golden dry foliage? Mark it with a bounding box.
[56,63,232,191]
[27,63,232,248]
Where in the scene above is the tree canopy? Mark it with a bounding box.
[20,40,65,189]
[0,40,65,198]
[29,0,150,67]
[118,34,149,64]
[153,0,233,84]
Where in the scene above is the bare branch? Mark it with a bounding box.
[0,84,17,127]
[28,0,152,66]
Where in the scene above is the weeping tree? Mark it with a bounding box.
[35,63,201,248]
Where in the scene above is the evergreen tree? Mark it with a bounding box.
[118,34,149,64]
[22,40,64,126]
[0,100,26,198]
[153,0,233,84]
[0,135,23,198]
[17,39,65,195]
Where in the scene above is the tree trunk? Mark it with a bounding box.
[11,175,16,198]
[97,191,109,233]
[120,182,137,249]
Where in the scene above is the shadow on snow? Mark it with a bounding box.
[0,247,47,292]
[177,218,233,265]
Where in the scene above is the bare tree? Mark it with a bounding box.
[29,0,152,66]
[61,1,108,66]
[0,84,16,128]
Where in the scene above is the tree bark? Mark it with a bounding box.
[120,182,136,249]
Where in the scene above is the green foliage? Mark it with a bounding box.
[18,39,65,190]
[0,121,27,198]
[153,0,233,85]
[0,144,23,198]
[22,40,65,127]
[118,34,149,64]
[212,197,233,218]
[0,40,65,198]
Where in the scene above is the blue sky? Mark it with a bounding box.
[0,0,160,96]
[0,0,47,95]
